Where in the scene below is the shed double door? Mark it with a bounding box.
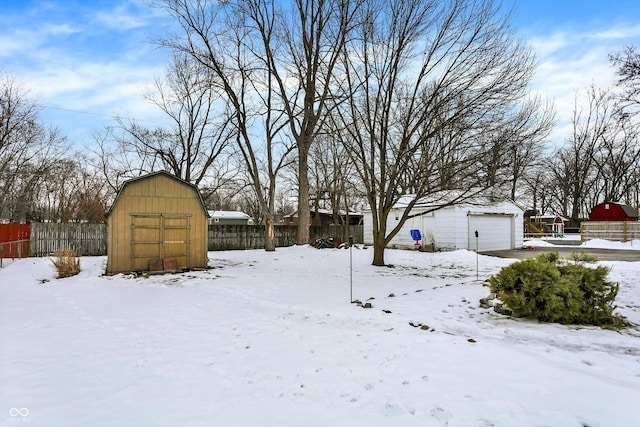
[130,214,191,270]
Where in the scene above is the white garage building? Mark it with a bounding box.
[363,195,524,252]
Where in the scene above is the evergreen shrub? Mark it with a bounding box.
[488,252,626,327]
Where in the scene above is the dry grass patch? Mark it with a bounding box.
[50,248,81,278]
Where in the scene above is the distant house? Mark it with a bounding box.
[363,193,523,252]
[208,211,253,226]
[589,202,638,222]
[283,208,363,226]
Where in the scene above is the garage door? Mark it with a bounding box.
[468,214,514,252]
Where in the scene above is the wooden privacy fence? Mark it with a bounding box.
[20,222,364,257]
[581,221,640,243]
[0,223,30,258]
[207,224,364,251]
[208,225,296,250]
[0,223,31,267]
[30,223,108,257]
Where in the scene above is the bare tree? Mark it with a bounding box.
[610,45,640,109]
[0,73,68,222]
[495,98,555,201]
[524,166,555,217]
[306,134,361,226]
[548,153,574,219]
[158,0,298,250]
[260,0,361,244]
[609,45,640,208]
[332,0,549,265]
[97,53,234,191]
[92,129,156,195]
[32,157,109,223]
[592,113,640,204]
[553,87,616,224]
[157,0,360,247]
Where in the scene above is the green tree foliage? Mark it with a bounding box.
[489,253,626,327]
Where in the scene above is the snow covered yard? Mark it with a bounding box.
[1,246,639,427]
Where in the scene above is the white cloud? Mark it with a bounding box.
[0,1,175,146]
[530,32,572,58]
[91,1,172,32]
[0,23,80,59]
[94,6,148,31]
[589,23,640,40]
[524,22,639,147]
[42,23,78,35]
[21,59,168,131]
[4,1,639,152]
[0,30,40,58]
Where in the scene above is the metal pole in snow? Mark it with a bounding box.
[475,230,479,281]
[349,234,354,302]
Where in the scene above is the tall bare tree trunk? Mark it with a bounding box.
[265,218,276,251]
[371,226,387,266]
[297,143,310,245]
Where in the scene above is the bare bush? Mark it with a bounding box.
[50,248,81,278]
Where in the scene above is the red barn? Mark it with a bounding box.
[589,202,638,221]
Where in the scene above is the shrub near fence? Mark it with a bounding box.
[581,221,640,243]
[30,223,107,257]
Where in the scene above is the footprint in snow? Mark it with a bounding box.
[430,407,452,425]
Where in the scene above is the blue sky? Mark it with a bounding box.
[1,0,640,148]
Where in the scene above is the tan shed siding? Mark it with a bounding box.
[107,173,208,274]
[109,189,133,273]
[107,216,113,272]
[123,193,132,271]
[122,195,132,272]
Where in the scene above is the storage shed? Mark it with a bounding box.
[363,194,523,252]
[106,171,209,274]
[589,202,638,222]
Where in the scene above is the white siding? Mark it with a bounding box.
[363,199,523,251]
[363,212,374,245]
[395,209,436,248]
